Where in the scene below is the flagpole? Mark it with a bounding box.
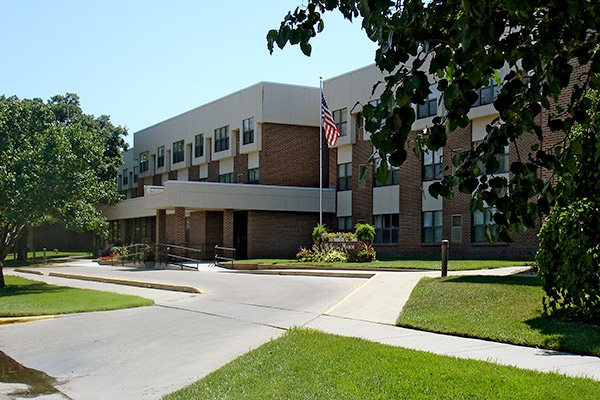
[319,77,323,226]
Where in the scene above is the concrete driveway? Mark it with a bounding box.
[0,261,370,399]
[3,260,598,399]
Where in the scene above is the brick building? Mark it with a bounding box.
[103,64,545,260]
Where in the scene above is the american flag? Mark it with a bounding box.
[321,93,340,146]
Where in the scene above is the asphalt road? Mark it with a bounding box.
[0,262,368,399]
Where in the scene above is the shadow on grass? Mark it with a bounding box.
[525,315,600,357]
[442,274,542,287]
[0,282,68,297]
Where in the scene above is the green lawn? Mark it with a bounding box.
[242,258,532,271]
[164,328,600,400]
[0,275,153,317]
[397,274,600,356]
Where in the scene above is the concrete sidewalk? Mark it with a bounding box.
[7,260,600,386]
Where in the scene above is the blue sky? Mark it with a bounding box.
[1,1,378,144]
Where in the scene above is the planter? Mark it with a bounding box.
[144,260,155,268]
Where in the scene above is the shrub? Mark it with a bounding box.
[354,223,375,245]
[537,199,600,322]
[312,224,328,243]
[357,244,377,262]
[296,247,314,262]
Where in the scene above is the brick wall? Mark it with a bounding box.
[234,153,249,183]
[188,165,200,181]
[208,160,219,182]
[246,211,321,258]
[261,123,324,187]
[351,140,374,224]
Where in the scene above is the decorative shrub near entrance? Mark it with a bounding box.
[298,224,377,263]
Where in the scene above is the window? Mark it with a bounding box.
[194,134,204,158]
[417,90,437,119]
[337,163,352,191]
[474,142,509,175]
[157,146,165,168]
[333,108,347,137]
[367,99,385,132]
[374,214,399,244]
[219,173,233,183]
[374,159,400,187]
[472,79,501,107]
[173,140,184,164]
[248,168,259,184]
[451,214,462,243]
[214,126,229,152]
[122,169,129,186]
[139,151,149,172]
[422,210,443,243]
[133,166,138,184]
[423,148,443,181]
[243,118,254,145]
[497,145,510,173]
[472,207,498,243]
[337,217,353,232]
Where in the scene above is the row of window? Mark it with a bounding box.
[416,80,500,120]
[337,208,497,244]
[217,168,260,184]
[334,143,508,191]
[138,117,255,173]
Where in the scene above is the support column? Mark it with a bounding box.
[223,209,234,248]
[156,209,166,244]
[175,207,186,246]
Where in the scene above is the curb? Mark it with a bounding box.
[14,268,45,275]
[235,269,375,279]
[47,272,205,294]
[0,315,54,325]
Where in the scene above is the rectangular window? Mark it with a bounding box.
[374,214,399,244]
[374,159,400,187]
[451,214,462,243]
[423,148,443,181]
[337,216,353,232]
[194,134,204,158]
[474,142,509,175]
[337,163,352,191]
[248,168,259,184]
[242,118,254,145]
[472,207,498,243]
[173,140,184,164]
[417,90,438,119]
[157,146,165,168]
[133,166,138,184]
[139,151,149,173]
[219,173,233,183]
[214,126,229,152]
[333,108,347,137]
[122,169,129,186]
[422,210,443,243]
[472,79,501,107]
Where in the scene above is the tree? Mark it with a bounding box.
[268,1,600,320]
[267,0,600,242]
[536,91,600,322]
[0,94,127,287]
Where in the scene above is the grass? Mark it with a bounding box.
[3,251,91,268]
[241,258,532,271]
[164,328,600,400]
[0,275,153,317]
[396,274,600,356]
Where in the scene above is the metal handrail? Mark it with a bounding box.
[214,245,236,268]
[157,243,202,270]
